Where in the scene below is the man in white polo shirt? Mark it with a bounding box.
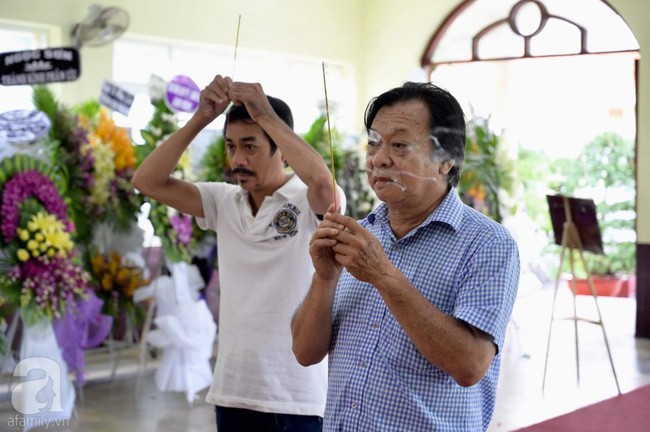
[133,74,344,432]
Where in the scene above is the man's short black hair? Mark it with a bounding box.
[223,96,294,154]
[364,82,466,188]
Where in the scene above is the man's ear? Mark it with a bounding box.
[439,160,454,176]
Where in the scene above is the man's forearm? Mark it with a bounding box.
[257,114,333,210]
[133,114,209,194]
[374,270,496,387]
[291,273,337,366]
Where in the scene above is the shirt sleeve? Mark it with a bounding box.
[194,182,224,231]
[453,234,520,353]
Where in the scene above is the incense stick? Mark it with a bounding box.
[321,61,337,209]
[225,15,241,121]
[232,14,241,79]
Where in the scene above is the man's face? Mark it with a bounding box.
[365,100,453,207]
[225,120,284,192]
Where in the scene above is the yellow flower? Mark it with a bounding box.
[101,274,113,291]
[179,152,191,175]
[18,229,30,241]
[22,212,74,257]
[86,139,115,206]
[44,231,73,253]
[30,212,56,232]
[91,254,105,273]
[17,249,30,262]
[77,113,91,130]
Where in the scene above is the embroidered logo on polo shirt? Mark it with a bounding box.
[272,204,299,239]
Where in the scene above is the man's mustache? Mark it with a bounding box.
[232,166,256,176]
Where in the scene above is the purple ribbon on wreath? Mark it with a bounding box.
[52,290,113,386]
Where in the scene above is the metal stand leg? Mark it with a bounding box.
[543,221,621,396]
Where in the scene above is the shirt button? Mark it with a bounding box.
[359,361,367,368]
[370,322,379,329]
[351,402,359,409]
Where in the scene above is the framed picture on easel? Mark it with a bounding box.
[543,194,621,395]
[546,194,604,255]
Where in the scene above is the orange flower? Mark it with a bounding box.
[91,251,147,301]
[467,184,486,202]
[95,110,135,171]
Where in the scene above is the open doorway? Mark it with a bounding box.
[422,0,639,302]
[432,52,637,295]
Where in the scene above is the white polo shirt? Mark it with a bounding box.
[196,174,342,416]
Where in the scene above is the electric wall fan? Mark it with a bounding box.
[71,4,130,48]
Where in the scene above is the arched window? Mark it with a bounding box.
[422,0,638,69]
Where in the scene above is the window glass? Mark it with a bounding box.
[0,26,48,113]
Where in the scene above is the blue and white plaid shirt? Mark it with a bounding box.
[325,189,520,431]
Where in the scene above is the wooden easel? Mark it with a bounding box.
[542,196,621,395]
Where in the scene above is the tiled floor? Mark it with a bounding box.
[489,282,650,431]
[1,282,649,432]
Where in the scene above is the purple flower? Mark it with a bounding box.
[1,170,70,243]
[169,213,193,245]
[13,255,91,320]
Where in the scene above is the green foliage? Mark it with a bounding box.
[549,132,636,276]
[135,98,178,168]
[302,115,375,219]
[137,98,211,263]
[517,147,553,230]
[198,135,231,183]
[72,98,102,120]
[303,115,345,175]
[32,86,94,246]
[147,201,194,263]
[457,116,518,223]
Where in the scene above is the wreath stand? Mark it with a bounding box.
[542,195,621,395]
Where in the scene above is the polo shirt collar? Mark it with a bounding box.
[235,173,300,201]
